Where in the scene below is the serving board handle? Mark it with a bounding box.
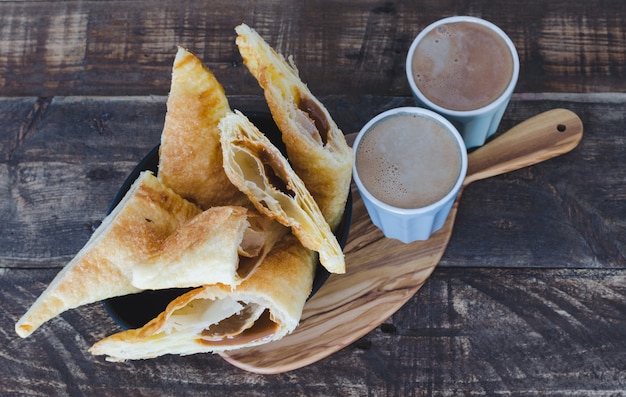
[464,108,583,185]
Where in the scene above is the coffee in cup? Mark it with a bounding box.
[406,16,519,148]
[352,107,468,243]
[355,112,461,209]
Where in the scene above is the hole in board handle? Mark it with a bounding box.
[557,124,567,132]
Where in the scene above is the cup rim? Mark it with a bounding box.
[352,107,468,215]
[405,16,520,117]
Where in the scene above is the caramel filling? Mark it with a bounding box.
[199,307,278,346]
[235,138,296,199]
[258,147,295,198]
[296,93,330,146]
[229,132,310,230]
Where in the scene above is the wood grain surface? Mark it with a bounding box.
[0,0,625,97]
[1,0,625,395]
[5,266,624,395]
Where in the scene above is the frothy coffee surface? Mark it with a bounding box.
[356,113,462,209]
[412,21,514,111]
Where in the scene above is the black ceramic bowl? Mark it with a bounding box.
[103,112,352,329]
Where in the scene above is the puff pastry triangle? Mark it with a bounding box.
[219,110,345,274]
[132,206,287,290]
[235,24,353,230]
[15,172,201,338]
[158,46,247,209]
[89,235,315,361]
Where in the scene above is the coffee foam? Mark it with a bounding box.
[355,114,461,209]
[411,21,514,111]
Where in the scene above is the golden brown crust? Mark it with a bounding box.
[219,110,345,274]
[235,24,353,230]
[89,235,315,361]
[19,38,347,361]
[15,172,201,338]
[158,47,248,209]
[131,206,287,290]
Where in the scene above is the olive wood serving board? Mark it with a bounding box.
[221,108,584,374]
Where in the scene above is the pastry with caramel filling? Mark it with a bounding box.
[15,171,201,338]
[89,235,315,361]
[158,46,247,209]
[235,24,353,230]
[132,206,287,290]
[219,110,345,274]
[16,173,284,338]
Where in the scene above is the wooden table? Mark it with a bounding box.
[1,1,624,395]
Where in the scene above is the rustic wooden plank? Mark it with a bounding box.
[444,95,626,269]
[382,267,626,395]
[1,95,623,269]
[0,96,167,266]
[3,267,624,395]
[1,0,623,394]
[0,0,625,97]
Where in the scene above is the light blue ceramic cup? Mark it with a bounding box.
[352,107,468,243]
[406,16,519,149]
